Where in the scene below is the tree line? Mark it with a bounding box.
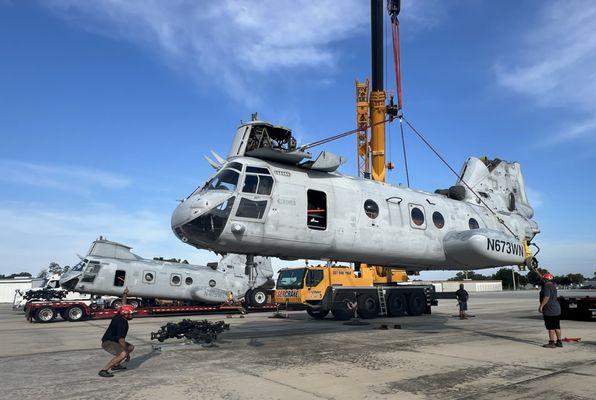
[448,268,595,289]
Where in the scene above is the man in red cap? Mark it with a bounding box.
[99,287,136,377]
[539,272,562,348]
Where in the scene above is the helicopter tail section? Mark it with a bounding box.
[457,157,534,220]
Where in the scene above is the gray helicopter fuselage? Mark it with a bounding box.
[171,155,539,271]
[60,240,273,303]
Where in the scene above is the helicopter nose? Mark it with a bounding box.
[171,199,192,229]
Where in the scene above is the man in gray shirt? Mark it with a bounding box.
[539,272,562,348]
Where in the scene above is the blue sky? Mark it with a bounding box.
[1,0,595,279]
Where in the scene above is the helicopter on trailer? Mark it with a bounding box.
[60,238,274,306]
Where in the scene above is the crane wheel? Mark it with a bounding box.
[406,291,426,316]
[357,294,379,319]
[387,292,406,317]
[331,293,355,321]
[306,308,329,319]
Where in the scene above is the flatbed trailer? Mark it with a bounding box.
[558,291,596,321]
[25,300,276,323]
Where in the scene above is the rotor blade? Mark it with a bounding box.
[210,150,226,164]
[204,155,221,170]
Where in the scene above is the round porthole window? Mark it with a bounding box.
[144,273,154,282]
[171,275,181,285]
[364,199,379,219]
[469,218,479,230]
[185,277,193,285]
[432,212,445,229]
[209,279,216,287]
[411,207,425,226]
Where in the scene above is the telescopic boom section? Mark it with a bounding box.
[370,0,386,182]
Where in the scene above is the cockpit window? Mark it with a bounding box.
[242,175,259,193]
[246,166,270,175]
[72,261,86,271]
[227,162,243,171]
[203,169,240,192]
[257,176,273,195]
[242,169,274,196]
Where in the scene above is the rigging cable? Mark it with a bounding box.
[401,116,519,240]
[304,118,391,149]
[399,118,410,187]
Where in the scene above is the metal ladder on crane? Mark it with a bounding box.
[377,286,387,316]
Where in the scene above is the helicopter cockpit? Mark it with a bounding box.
[172,160,276,248]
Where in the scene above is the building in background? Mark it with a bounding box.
[0,277,45,303]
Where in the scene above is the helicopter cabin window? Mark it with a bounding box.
[143,271,155,284]
[364,199,379,219]
[305,269,324,287]
[185,277,193,285]
[432,211,445,229]
[307,190,327,230]
[236,198,268,219]
[170,274,181,286]
[410,206,426,228]
[469,218,480,230]
[114,270,126,287]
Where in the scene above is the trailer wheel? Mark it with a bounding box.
[250,289,268,307]
[387,292,406,317]
[34,307,56,323]
[111,299,122,309]
[65,306,86,322]
[331,292,355,321]
[357,294,379,319]
[406,291,426,316]
[306,308,329,319]
[128,299,140,309]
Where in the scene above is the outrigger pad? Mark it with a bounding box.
[150,319,230,344]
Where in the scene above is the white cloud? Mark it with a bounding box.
[495,0,596,145]
[46,0,368,105]
[0,159,130,194]
[45,0,442,106]
[0,201,212,275]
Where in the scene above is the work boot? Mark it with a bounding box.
[111,364,127,371]
[555,340,563,348]
[98,369,114,377]
[542,341,556,348]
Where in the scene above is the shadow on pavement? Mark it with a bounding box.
[126,349,160,370]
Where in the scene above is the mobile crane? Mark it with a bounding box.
[274,1,438,320]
